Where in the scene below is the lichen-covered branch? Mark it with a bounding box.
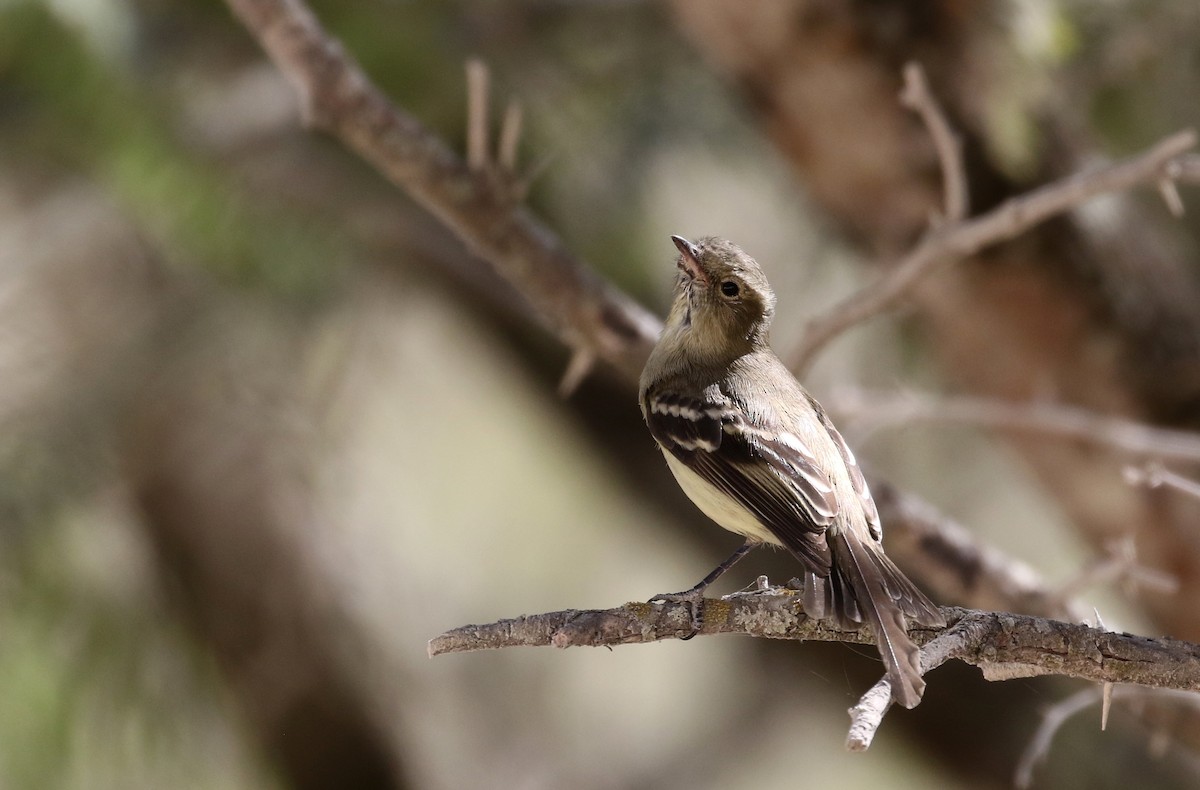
[430,591,1200,747]
[430,592,1200,690]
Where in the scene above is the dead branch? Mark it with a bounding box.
[427,595,1200,694]
[223,0,661,379]
[430,590,1200,747]
[788,129,1196,375]
[846,628,965,751]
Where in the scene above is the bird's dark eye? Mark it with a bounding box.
[720,280,740,298]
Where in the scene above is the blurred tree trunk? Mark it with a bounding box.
[124,308,408,790]
[670,0,1200,639]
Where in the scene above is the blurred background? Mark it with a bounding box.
[3,0,1200,788]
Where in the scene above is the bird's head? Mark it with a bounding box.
[664,235,777,357]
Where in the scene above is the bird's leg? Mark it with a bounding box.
[649,541,757,640]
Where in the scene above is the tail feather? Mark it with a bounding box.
[864,544,945,628]
[827,530,940,709]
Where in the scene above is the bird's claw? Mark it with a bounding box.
[648,587,707,640]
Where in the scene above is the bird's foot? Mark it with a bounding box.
[648,586,708,640]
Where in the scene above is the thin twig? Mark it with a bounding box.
[557,346,595,397]
[846,629,961,750]
[788,129,1196,374]
[1125,462,1200,501]
[900,62,967,224]
[831,387,1200,464]
[1052,536,1177,607]
[466,59,490,171]
[1014,686,1200,788]
[1159,177,1186,217]
[1014,687,1105,789]
[498,101,523,173]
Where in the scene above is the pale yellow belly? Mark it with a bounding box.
[664,451,782,546]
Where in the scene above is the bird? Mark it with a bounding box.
[638,234,945,708]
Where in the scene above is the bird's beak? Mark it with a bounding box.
[670,235,708,286]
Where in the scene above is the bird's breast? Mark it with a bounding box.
[662,450,783,546]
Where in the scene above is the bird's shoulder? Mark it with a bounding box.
[641,350,813,446]
[642,350,883,542]
[641,353,840,561]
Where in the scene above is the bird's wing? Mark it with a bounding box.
[807,394,882,542]
[805,393,942,626]
[644,389,835,574]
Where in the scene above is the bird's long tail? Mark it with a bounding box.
[812,531,945,709]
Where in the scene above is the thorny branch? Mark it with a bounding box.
[429,590,1200,746]
[1014,686,1200,788]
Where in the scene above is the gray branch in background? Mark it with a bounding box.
[224,0,661,380]
[787,129,1196,374]
[832,387,1200,464]
[868,479,1088,622]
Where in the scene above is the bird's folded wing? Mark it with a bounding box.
[644,390,835,574]
[807,395,882,542]
[807,394,942,624]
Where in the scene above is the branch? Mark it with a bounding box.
[831,388,1200,464]
[429,590,1200,746]
[788,129,1197,375]
[846,627,965,751]
[223,0,661,380]
[1126,462,1200,502]
[900,62,967,224]
[1014,686,1200,788]
[1013,686,1106,788]
[868,478,1087,622]
[1052,535,1177,605]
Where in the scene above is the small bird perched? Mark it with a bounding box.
[639,235,944,708]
